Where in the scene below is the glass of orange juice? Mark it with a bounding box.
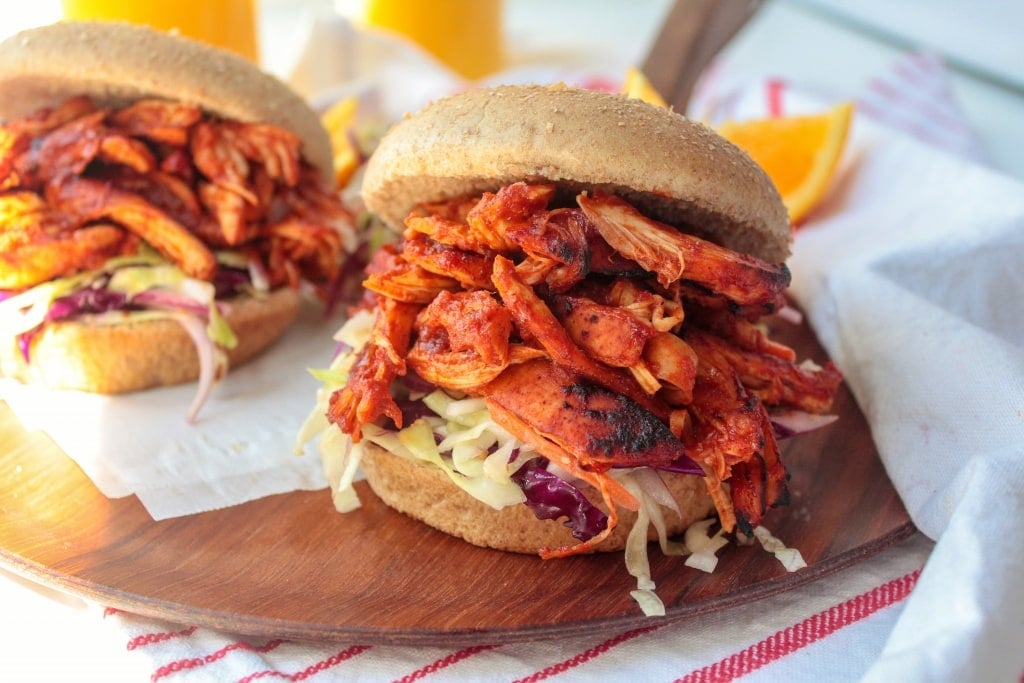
[354,0,504,80]
[61,0,260,63]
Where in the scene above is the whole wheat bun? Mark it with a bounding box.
[0,20,333,179]
[360,442,716,554]
[362,83,792,263]
[354,84,786,552]
[1,287,299,394]
[0,22,330,394]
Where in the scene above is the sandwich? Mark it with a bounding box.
[0,21,355,421]
[299,84,843,612]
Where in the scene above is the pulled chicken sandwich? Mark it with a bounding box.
[300,84,842,612]
[0,21,355,421]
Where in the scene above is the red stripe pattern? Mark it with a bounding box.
[237,645,372,682]
[855,51,986,162]
[151,638,287,681]
[395,644,500,683]
[765,78,787,118]
[676,569,921,683]
[126,625,197,650]
[120,569,922,681]
[512,624,664,682]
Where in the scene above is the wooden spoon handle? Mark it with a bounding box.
[641,0,764,111]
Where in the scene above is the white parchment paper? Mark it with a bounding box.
[2,300,343,519]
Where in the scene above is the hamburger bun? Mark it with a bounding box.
[349,84,790,551]
[0,287,299,394]
[0,21,333,179]
[359,441,716,554]
[362,83,792,263]
[0,22,344,400]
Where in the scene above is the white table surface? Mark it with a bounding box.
[3,1,1023,680]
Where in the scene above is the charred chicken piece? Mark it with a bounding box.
[0,96,353,294]
[327,181,843,552]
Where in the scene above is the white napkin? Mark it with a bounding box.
[287,12,463,117]
[693,72,1024,682]
[806,128,1024,683]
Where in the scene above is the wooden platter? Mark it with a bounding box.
[0,312,915,646]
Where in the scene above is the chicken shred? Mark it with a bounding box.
[327,181,843,555]
[0,95,354,295]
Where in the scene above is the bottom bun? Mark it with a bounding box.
[1,287,300,394]
[360,441,716,554]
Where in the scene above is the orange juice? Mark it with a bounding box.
[61,0,259,63]
[359,0,503,79]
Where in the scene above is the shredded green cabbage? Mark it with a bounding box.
[684,518,730,573]
[1,251,238,346]
[390,419,527,510]
[2,249,257,423]
[753,525,807,572]
[108,263,237,349]
[297,307,809,619]
[1,278,85,337]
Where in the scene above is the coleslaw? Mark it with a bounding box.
[1,247,264,422]
[297,309,809,616]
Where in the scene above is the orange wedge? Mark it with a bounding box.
[716,102,854,225]
[621,67,667,108]
[321,96,361,189]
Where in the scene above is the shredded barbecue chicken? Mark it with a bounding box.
[0,95,354,293]
[327,181,842,554]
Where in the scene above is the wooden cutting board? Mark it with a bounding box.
[0,307,915,646]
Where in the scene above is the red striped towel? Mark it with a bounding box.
[690,50,988,165]
[103,536,930,682]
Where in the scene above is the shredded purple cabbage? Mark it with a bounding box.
[770,410,838,439]
[131,289,209,316]
[397,397,439,425]
[651,454,704,476]
[14,264,252,362]
[511,461,608,542]
[19,286,131,361]
[47,286,129,321]
[400,370,436,395]
[324,243,371,319]
[17,334,33,362]
[212,266,251,298]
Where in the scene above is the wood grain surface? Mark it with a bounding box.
[0,309,916,647]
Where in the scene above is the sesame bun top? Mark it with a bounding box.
[0,20,333,179]
[362,84,792,263]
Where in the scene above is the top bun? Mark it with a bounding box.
[362,84,791,263]
[0,20,333,180]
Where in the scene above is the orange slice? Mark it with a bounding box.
[716,102,854,225]
[321,96,361,189]
[621,67,667,108]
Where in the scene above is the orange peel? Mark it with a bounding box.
[320,96,361,190]
[716,102,854,225]
[621,67,667,108]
